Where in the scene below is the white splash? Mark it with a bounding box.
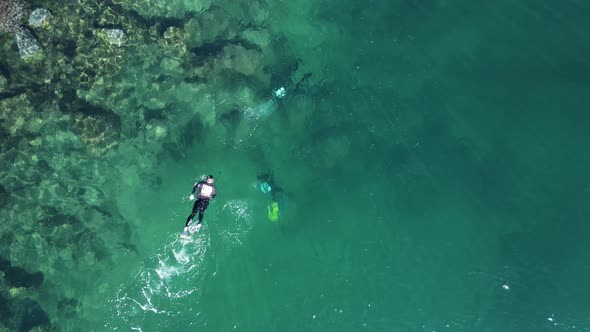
[109,232,209,329]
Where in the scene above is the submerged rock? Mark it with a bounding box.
[72,111,121,156]
[184,7,238,48]
[0,0,24,34]
[16,299,50,331]
[0,184,8,208]
[9,287,26,298]
[210,45,269,85]
[15,27,43,62]
[97,6,123,27]
[0,294,11,330]
[0,94,35,135]
[57,297,78,319]
[0,74,7,93]
[240,28,272,49]
[96,28,127,47]
[161,26,187,58]
[160,57,183,77]
[118,0,212,19]
[145,120,168,142]
[143,95,167,110]
[28,8,52,28]
[0,256,44,288]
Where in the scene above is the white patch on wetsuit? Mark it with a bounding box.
[200,184,213,198]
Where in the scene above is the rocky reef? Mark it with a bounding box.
[0,0,306,329]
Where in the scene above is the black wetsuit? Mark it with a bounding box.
[185,181,216,226]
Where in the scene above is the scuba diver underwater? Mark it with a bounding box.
[181,175,217,239]
[257,171,285,222]
[244,71,312,120]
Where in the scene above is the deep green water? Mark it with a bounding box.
[2,0,590,331]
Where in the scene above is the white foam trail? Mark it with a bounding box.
[106,231,209,330]
[243,99,277,121]
[106,199,254,330]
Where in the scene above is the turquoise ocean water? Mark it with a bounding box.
[1,0,590,331]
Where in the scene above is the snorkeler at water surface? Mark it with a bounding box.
[181,175,216,238]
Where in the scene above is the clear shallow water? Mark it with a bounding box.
[2,0,590,331]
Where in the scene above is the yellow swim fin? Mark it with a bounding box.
[267,201,279,222]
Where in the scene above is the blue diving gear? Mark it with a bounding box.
[260,181,272,194]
